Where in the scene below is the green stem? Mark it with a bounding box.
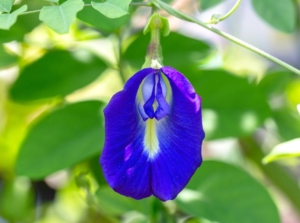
[218,0,242,22]
[239,137,300,212]
[117,33,126,84]
[143,27,163,68]
[19,1,152,16]
[19,9,40,16]
[207,0,242,24]
[143,12,165,68]
[152,0,300,76]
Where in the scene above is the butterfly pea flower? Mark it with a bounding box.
[100,66,205,201]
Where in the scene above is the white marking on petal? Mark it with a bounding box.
[150,59,162,69]
[143,119,160,159]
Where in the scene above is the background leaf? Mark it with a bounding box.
[39,0,84,34]
[0,0,14,13]
[123,32,212,74]
[10,49,107,102]
[272,108,300,141]
[199,0,224,11]
[0,8,41,43]
[15,100,104,179]
[263,138,300,163]
[77,0,130,32]
[251,0,296,33]
[0,5,27,30]
[176,160,280,223]
[96,186,153,216]
[0,178,34,222]
[0,45,17,68]
[91,0,131,19]
[257,71,293,97]
[188,69,271,139]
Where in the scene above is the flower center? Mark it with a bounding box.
[138,72,170,121]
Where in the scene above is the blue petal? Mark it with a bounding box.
[151,66,205,201]
[143,74,156,119]
[101,66,205,201]
[100,68,156,199]
[154,74,170,120]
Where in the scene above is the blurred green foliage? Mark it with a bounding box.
[0,0,300,222]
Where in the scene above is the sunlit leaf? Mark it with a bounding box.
[199,0,224,10]
[15,101,104,179]
[0,5,27,30]
[77,0,130,32]
[0,45,17,68]
[0,9,41,43]
[91,0,131,19]
[0,0,14,13]
[10,49,107,102]
[286,80,300,107]
[0,178,34,222]
[251,0,296,33]
[176,160,280,223]
[39,0,84,34]
[263,138,300,163]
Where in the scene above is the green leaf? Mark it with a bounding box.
[95,186,153,216]
[0,178,34,221]
[0,45,17,68]
[251,0,296,33]
[0,0,14,13]
[39,0,84,34]
[123,32,212,74]
[0,5,27,30]
[10,49,106,102]
[188,70,271,139]
[0,3,41,43]
[272,108,300,141]
[258,71,293,97]
[91,0,131,19]
[176,160,280,223]
[77,0,129,32]
[15,101,104,179]
[263,138,300,163]
[200,0,224,10]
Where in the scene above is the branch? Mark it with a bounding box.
[19,1,151,16]
[152,0,300,76]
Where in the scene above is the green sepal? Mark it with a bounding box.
[143,12,170,36]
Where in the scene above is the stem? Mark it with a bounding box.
[240,137,300,212]
[116,33,126,84]
[19,9,40,16]
[152,0,300,76]
[143,12,165,68]
[130,2,152,6]
[218,0,242,22]
[207,0,242,24]
[19,1,152,16]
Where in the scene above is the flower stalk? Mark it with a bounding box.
[143,12,170,69]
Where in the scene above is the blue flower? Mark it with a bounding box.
[100,66,205,201]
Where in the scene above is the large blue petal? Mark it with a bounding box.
[101,66,204,201]
[151,66,205,201]
[100,68,156,199]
